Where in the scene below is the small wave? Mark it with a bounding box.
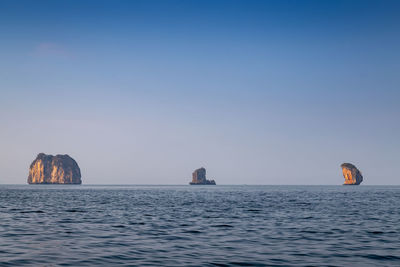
[367,231,384,235]
[212,224,234,228]
[183,230,202,234]
[19,210,45,214]
[247,209,261,212]
[58,219,77,224]
[112,225,126,228]
[129,222,145,225]
[65,209,86,213]
[363,254,400,261]
[300,230,318,234]
[210,263,230,267]
[227,261,265,266]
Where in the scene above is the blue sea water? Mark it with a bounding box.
[0,185,399,266]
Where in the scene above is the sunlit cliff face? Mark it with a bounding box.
[28,153,81,184]
[342,168,355,185]
[29,160,45,183]
[341,163,363,185]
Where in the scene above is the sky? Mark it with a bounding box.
[0,0,399,185]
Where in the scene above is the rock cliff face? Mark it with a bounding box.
[341,163,363,185]
[28,153,82,184]
[190,167,216,185]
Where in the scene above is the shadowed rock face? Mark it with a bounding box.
[190,167,216,185]
[28,153,82,184]
[341,163,363,185]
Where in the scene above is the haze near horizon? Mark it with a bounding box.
[0,0,399,185]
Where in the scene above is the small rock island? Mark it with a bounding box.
[28,153,82,184]
[341,163,363,185]
[189,167,216,185]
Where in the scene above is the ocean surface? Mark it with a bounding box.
[0,185,399,266]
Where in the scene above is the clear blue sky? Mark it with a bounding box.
[0,0,399,184]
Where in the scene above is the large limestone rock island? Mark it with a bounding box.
[28,153,82,184]
[189,167,216,185]
[341,163,363,185]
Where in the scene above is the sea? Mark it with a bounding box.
[0,185,399,266]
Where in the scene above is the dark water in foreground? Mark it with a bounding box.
[0,185,399,266]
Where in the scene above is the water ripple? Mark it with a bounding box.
[0,185,400,266]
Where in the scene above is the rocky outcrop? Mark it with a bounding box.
[341,163,363,185]
[28,153,82,184]
[189,167,216,185]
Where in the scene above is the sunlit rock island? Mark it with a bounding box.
[341,163,363,185]
[28,153,82,184]
[189,167,216,185]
